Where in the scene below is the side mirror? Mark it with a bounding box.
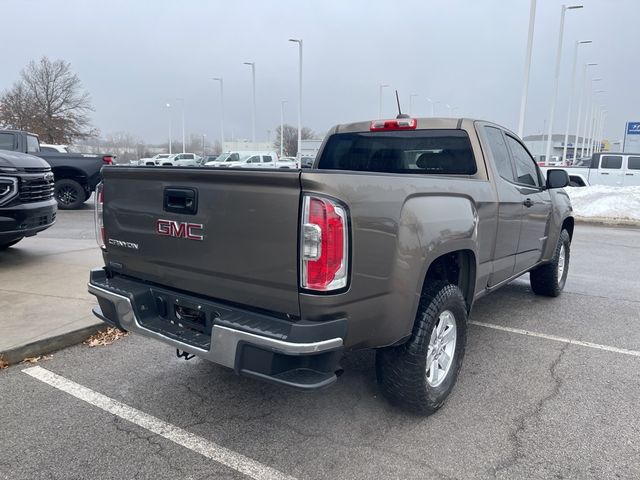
[546,169,569,189]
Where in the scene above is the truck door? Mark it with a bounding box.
[597,155,624,186]
[504,134,552,272]
[624,156,640,186]
[481,126,522,286]
[262,155,274,168]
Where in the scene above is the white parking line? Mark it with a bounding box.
[22,366,297,480]
[470,321,640,357]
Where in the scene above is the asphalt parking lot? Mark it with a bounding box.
[1,207,639,480]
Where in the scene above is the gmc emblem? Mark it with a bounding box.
[156,219,204,241]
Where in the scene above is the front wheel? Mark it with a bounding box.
[376,281,468,415]
[54,179,86,210]
[530,229,571,297]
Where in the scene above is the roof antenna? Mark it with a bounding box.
[395,90,410,119]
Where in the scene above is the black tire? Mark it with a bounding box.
[0,238,23,250]
[376,281,468,415]
[54,179,85,210]
[530,229,571,297]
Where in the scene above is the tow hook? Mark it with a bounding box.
[176,349,195,360]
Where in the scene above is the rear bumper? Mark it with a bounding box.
[88,268,346,390]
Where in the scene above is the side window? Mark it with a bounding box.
[484,127,514,182]
[247,155,260,163]
[0,133,14,150]
[628,157,640,170]
[186,154,194,159]
[26,135,40,153]
[505,135,540,187]
[262,155,273,163]
[229,153,240,162]
[601,156,622,169]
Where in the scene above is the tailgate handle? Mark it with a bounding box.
[164,188,198,215]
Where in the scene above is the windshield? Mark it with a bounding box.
[220,153,245,162]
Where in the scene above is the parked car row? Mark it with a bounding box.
[540,152,640,187]
[134,151,318,169]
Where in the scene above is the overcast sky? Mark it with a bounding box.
[2,0,638,144]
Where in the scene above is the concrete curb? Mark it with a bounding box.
[0,321,105,366]
[575,217,640,228]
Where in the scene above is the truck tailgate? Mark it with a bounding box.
[101,167,301,317]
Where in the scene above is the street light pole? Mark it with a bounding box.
[544,4,583,164]
[580,79,601,157]
[212,77,224,151]
[588,96,605,156]
[587,105,598,157]
[426,98,435,116]
[598,110,607,152]
[243,62,256,143]
[572,63,597,161]
[562,40,592,163]
[518,0,537,138]
[446,104,452,117]
[378,84,389,118]
[280,100,287,158]
[409,94,418,116]
[289,39,303,160]
[165,103,172,154]
[176,98,185,154]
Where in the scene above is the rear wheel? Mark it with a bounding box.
[376,281,468,415]
[0,238,23,250]
[530,229,571,297]
[55,179,85,210]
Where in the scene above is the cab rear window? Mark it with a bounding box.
[317,129,476,175]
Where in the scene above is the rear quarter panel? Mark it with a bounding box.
[299,171,496,349]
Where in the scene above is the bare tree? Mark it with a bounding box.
[273,124,315,157]
[0,56,96,143]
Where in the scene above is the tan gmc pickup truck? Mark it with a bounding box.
[88,117,574,414]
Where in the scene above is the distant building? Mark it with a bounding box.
[300,139,323,158]
[523,134,589,161]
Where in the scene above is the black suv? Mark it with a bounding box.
[0,151,57,249]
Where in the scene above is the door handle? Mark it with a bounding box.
[600,172,609,175]
[523,198,534,208]
[164,187,198,215]
[625,173,634,176]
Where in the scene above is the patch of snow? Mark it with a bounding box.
[565,186,640,222]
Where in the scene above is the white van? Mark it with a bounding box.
[206,151,280,169]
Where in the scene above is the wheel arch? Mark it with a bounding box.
[51,166,89,187]
[419,249,477,313]
[562,216,575,241]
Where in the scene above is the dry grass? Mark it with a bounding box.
[21,355,53,365]
[84,327,128,347]
[0,356,8,370]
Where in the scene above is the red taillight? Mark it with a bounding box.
[95,183,106,249]
[102,156,114,165]
[370,118,417,131]
[301,195,348,291]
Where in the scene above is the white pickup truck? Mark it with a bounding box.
[206,151,282,168]
[541,152,640,187]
